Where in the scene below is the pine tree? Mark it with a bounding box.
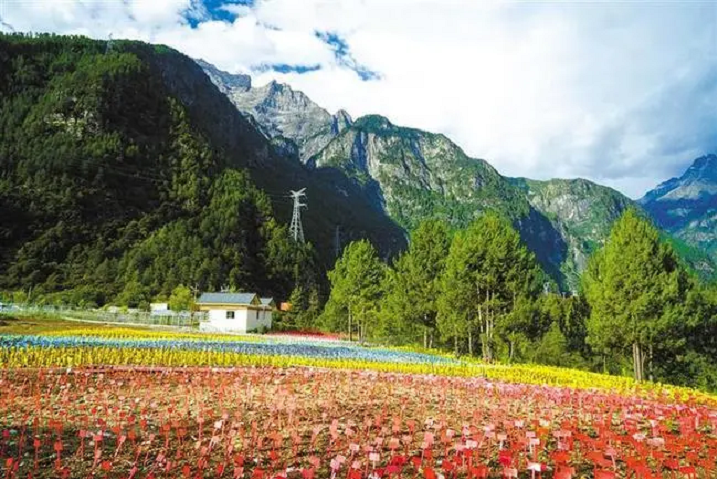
[583,209,689,382]
[381,219,450,347]
[321,240,384,341]
[438,213,542,359]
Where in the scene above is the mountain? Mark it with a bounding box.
[0,33,405,305]
[303,112,642,288]
[309,115,531,226]
[510,178,635,287]
[198,59,352,162]
[641,154,717,259]
[199,62,716,287]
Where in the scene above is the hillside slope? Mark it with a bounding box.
[197,63,656,288]
[199,61,717,287]
[0,33,405,305]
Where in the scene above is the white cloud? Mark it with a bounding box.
[2,0,717,198]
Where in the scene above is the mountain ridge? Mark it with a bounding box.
[197,60,717,287]
[198,60,352,162]
[641,154,717,261]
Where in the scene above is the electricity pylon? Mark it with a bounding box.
[289,188,307,242]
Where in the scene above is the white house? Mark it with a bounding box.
[197,292,274,333]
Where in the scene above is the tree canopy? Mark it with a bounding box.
[583,209,690,381]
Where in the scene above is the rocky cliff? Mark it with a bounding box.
[641,154,717,259]
[198,60,352,161]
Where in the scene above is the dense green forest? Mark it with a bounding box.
[0,33,325,307]
[317,209,717,391]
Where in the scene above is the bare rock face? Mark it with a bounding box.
[511,178,635,286]
[195,59,251,93]
[641,154,717,259]
[196,61,352,162]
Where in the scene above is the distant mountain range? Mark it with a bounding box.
[199,60,717,288]
[1,33,713,305]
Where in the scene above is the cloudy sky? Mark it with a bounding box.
[2,0,717,198]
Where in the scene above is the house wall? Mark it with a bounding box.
[245,309,258,332]
[198,305,273,333]
[256,309,272,330]
[201,308,249,333]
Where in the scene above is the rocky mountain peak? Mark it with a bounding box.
[196,60,342,162]
[642,154,717,205]
[640,154,717,263]
[332,109,353,134]
[195,58,251,93]
[354,115,394,132]
[684,154,717,181]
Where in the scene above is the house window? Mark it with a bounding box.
[226,311,235,319]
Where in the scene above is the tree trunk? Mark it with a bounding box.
[509,340,514,363]
[632,342,644,382]
[485,290,494,362]
[648,343,654,382]
[348,307,352,342]
[423,325,428,349]
[468,328,473,356]
[478,305,486,360]
[429,330,434,349]
[359,311,365,343]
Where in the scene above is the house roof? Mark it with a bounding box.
[197,292,260,306]
[260,297,275,307]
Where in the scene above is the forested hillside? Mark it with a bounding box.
[0,33,404,306]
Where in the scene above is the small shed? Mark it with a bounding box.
[150,302,169,312]
[197,292,273,333]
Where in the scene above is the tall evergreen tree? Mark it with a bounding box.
[320,240,384,341]
[381,219,450,347]
[582,209,689,382]
[438,213,542,359]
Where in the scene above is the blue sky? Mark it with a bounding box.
[2,0,717,198]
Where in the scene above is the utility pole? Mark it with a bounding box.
[289,188,307,243]
[335,225,341,258]
[189,283,199,325]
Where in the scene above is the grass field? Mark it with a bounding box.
[1,316,716,478]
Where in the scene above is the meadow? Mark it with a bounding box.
[1,317,715,479]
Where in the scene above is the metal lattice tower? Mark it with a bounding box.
[289,188,307,242]
[105,33,114,54]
